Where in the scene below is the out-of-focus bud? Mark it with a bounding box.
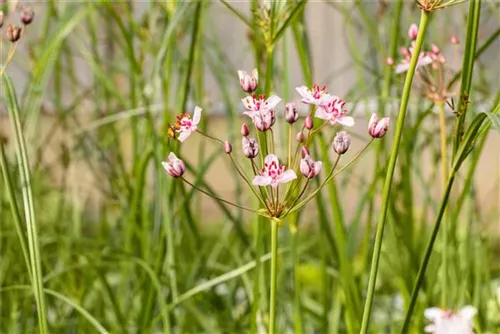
[0,11,4,28]
[304,115,313,130]
[300,154,322,179]
[285,102,299,124]
[401,47,410,58]
[238,69,258,93]
[408,23,418,40]
[162,153,186,178]
[431,43,440,55]
[368,113,390,138]
[6,24,21,43]
[450,35,460,45]
[254,109,275,132]
[20,6,34,25]
[223,141,232,154]
[301,146,310,158]
[333,131,350,155]
[241,123,249,137]
[242,137,259,158]
[438,54,446,64]
[296,132,304,143]
[386,57,394,66]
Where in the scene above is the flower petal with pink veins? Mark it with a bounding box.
[314,107,330,120]
[177,131,191,143]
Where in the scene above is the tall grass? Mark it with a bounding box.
[1,1,500,333]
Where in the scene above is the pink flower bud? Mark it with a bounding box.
[300,154,322,179]
[238,69,258,93]
[20,6,34,25]
[0,11,4,29]
[301,146,310,158]
[408,23,418,40]
[450,35,460,45]
[439,54,446,64]
[296,132,304,143]
[368,113,390,138]
[431,43,440,55]
[304,115,313,130]
[401,47,410,58]
[333,131,350,155]
[285,102,299,124]
[223,141,232,154]
[254,109,275,132]
[162,153,185,178]
[242,137,259,158]
[241,123,249,137]
[386,57,394,66]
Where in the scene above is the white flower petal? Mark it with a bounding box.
[177,131,191,143]
[395,63,410,74]
[168,152,178,162]
[314,107,330,120]
[314,161,322,175]
[193,106,202,125]
[251,68,258,81]
[264,154,279,165]
[458,306,477,320]
[424,307,444,320]
[278,170,297,184]
[238,70,247,81]
[337,116,355,127]
[265,95,282,110]
[252,175,272,187]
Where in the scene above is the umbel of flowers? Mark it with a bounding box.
[163,70,389,219]
[162,69,389,332]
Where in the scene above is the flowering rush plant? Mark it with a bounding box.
[163,70,389,220]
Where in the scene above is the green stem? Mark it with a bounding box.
[359,11,431,333]
[269,219,279,334]
[401,172,456,332]
[437,101,449,307]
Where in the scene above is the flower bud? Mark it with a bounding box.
[162,153,185,178]
[238,69,258,93]
[300,154,322,179]
[301,146,309,158]
[400,47,410,58]
[386,57,394,66]
[241,123,249,137]
[285,102,299,124]
[408,23,418,40]
[0,11,4,29]
[20,6,34,25]
[333,131,350,155]
[6,24,21,43]
[431,43,440,55]
[242,137,259,158]
[296,132,304,143]
[254,109,275,132]
[368,113,390,138]
[223,141,232,154]
[450,35,460,45]
[304,115,313,130]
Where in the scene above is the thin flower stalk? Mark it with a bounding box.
[360,10,431,332]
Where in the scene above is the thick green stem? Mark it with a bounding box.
[269,219,279,334]
[360,11,431,333]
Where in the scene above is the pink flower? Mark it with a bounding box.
[174,106,202,142]
[408,23,418,40]
[253,154,297,188]
[315,95,354,126]
[162,153,186,178]
[242,94,281,116]
[424,306,477,334]
[368,113,390,138]
[300,154,322,179]
[285,101,299,124]
[333,131,350,155]
[238,69,258,93]
[295,84,331,106]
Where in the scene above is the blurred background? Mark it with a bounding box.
[1,1,500,333]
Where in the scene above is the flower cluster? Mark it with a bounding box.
[424,306,477,334]
[162,69,389,219]
[389,23,460,106]
[0,4,34,43]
